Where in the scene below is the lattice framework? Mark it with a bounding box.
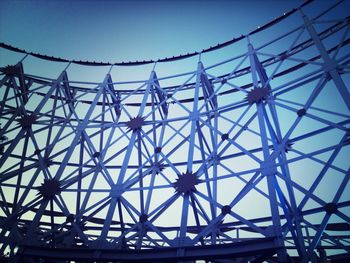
[0,1,350,262]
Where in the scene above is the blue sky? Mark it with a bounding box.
[1,0,306,62]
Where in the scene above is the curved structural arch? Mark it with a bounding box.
[1,1,350,262]
[0,1,314,66]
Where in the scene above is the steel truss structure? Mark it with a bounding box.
[1,1,350,262]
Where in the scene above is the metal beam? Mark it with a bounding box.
[16,237,279,262]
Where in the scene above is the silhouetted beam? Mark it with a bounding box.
[17,237,279,262]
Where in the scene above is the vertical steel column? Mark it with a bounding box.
[252,51,307,258]
[248,43,287,262]
[186,62,202,172]
[144,71,160,215]
[100,72,152,243]
[177,61,202,252]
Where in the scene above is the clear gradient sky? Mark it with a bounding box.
[0,0,308,63]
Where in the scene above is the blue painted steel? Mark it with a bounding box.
[0,1,349,262]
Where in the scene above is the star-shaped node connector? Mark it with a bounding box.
[246,87,270,104]
[37,178,62,199]
[126,116,145,132]
[173,171,202,194]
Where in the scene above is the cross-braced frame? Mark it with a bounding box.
[1,1,350,262]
